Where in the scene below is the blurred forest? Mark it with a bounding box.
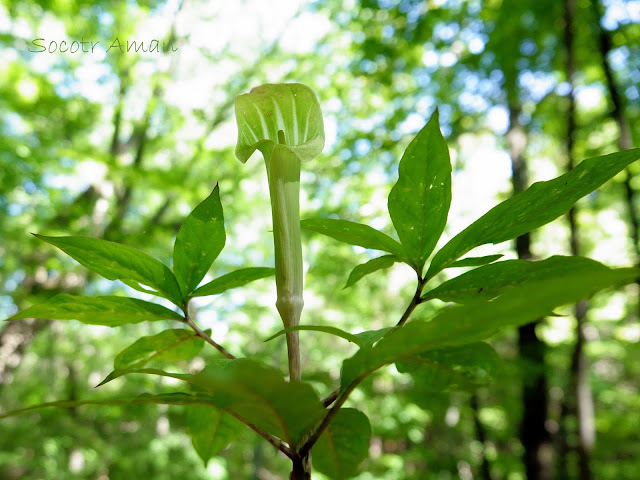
[1,0,639,479]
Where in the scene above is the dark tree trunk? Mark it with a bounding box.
[558,1,596,478]
[589,0,639,318]
[508,106,553,480]
[471,394,493,480]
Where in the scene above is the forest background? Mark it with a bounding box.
[0,0,639,479]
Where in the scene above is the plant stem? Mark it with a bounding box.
[183,307,293,458]
[184,308,235,360]
[267,132,304,382]
[303,277,427,455]
[290,454,312,479]
[396,274,425,327]
[225,410,293,459]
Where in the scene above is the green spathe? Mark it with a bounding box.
[234,83,325,382]
[235,83,324,164]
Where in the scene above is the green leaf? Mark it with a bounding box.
[264,325,364,346]
[185,406,244,466]
[114,329,204,370]
[0,392,218,420]
[191,267,275,298]
[340,265,637,392]
[396,342,500,392]
[97,367,193,387]
[312,408,371,480]
[173,186,226,297]
[301,218,406,259]
[6,294,183,326]
[446,254,503,268]
[98,359,326,447]
[427,148,640,277]
[344,255,400,288]
[422,256,610,303]
[34,234,183,306]
[235,83,324,164]
[193,359,325,446]
[353,328,394,346]
[388,110,452,272]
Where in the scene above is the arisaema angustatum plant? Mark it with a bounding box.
[3,82,640,480]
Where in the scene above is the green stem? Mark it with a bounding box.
[266,131,303,382]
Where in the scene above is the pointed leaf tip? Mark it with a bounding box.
[173,187,226,296]
[388,109,452,273]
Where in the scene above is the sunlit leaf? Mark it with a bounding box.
[6,294,183,326]
[0,392,218,420]
[191,267,275,298]
[114,329,204,370]
[34,234,183,306]
[340,266,637,391]
[301,218,406,259]
[344,255,400,288]
[173,185,226,297]
[422,256,610,303]
[264,325,364,346]
[388,110,452,272]
[446,254,503,268]
[427,148,640,276]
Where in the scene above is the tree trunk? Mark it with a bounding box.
[508,106,553,480]
[558,1,596,478]
[589,0,639,317]
[471,393,493,480]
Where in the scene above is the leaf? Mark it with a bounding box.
[6,294,183,326]
[97,359,326,447]
[114,329,204,370]
[312,408,371,480]
[427,148,640,276]
[344,255,400,288]
[173,186,226,297]
[388,110,452,272]
[191,267,275,298]
[264,325,364,346]
[340,265,637,392]
[422,256,610,303]
[395,342,500,392]
[235,83,324,164]
[353,328,394,346]
[446,254,503,268]
[97,367,193,387]
[301,218,406,259]
[193,359,325,447]
[185,406,244,466]
[0,392,218,420]
[34,234,183,306]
